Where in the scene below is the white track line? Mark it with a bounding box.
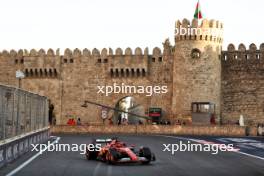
[234,151,264,161]
[156,135,264,161]
[92,162,102,176]
[6,136,61,176]
[107,165,112,176]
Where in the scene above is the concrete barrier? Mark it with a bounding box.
[51,125,250,136]
[0,127,49,168]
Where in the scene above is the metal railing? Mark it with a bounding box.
[0,84,49,141]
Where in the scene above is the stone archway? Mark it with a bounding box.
[113,96,145,125]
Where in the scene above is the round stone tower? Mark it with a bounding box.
[172,18,223,119]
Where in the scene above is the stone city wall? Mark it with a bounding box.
[221,43,264,124]
[0,46,174,125]
[50,125,253,136]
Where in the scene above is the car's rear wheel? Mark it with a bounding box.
[139,147,152,164]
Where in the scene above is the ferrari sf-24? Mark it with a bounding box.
[86,138,156,164]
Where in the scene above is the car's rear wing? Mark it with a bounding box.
[95,138,112,143]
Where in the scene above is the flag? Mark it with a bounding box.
[194,0,203,20]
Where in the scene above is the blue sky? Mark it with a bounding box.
[0,0,262,51]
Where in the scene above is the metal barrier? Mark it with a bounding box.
[0,84,50,168]
[0,127,49,168]
[0,84,49,140]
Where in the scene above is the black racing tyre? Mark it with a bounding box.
[107,148,119,164]
[86,147,97,160]
[139,147,152,164]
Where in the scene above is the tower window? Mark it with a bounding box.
[191,48,201,59]
[97,58,102,63]
[70,59,74,63]
[64,59,67,63]
[152,57,155,62]
[104,59,108,63]
[158,57,162,62]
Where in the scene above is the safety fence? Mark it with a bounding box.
[0,84,49,140]
[0,84,50,168]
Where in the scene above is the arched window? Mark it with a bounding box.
[110,69,114,77]
[131,69,135,77]
[142,69,146,77]
[136,68,140,77]
[120,69,124,77]
[35,69,38,77]
[115,69,119,77]
[30,69,34,76]
[126,69,129,77]
[25,69,29,77]
[54,69,58,77]
[44,69,48,76]
[49,69,53,77]
[39,69,43,77]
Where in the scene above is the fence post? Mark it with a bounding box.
[16,89,20,136]
[0,87,5,140]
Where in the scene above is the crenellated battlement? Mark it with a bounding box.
[175,18,223,43]
[0,46,170,79]
[3,48,59,58]
[0,47,165,58]
[222,43,264,62]
[62,47,161,57]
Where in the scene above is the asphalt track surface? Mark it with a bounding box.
[1,134,264,176]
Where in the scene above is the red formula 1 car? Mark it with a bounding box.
[86,138,156,164]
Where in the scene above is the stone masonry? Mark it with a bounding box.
[0,18,263,125]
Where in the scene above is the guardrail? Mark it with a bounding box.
[0,127,49,168]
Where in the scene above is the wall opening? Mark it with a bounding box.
[113,96,145,125]
[49,103,55,125]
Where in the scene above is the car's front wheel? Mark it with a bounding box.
[139,147,152,164]
[86,146,97,160]
[106,148,119,164]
